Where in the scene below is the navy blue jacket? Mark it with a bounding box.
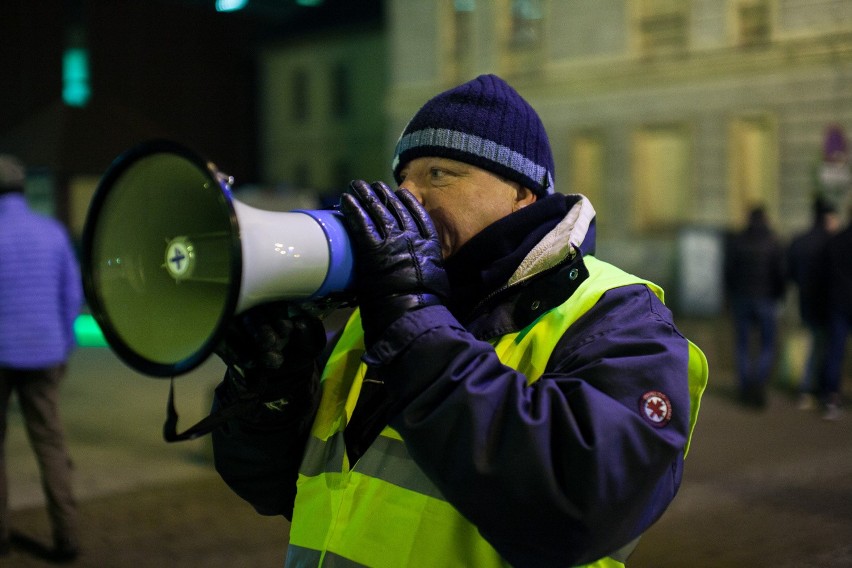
[212,194,696,566]
[787,223,833,325]
[826,223,852,317]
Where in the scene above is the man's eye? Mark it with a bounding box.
[430,168,446,179]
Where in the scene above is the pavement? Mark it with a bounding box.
[6,347,223,514]
[3,320,852,567]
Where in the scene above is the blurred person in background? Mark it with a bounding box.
[786,196,839,410]
[724,206,787,408]
[0,154,82,561]
[210,75,708,567]
[822,200,852,420]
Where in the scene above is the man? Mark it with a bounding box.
[212,75,707,567]
[723,206,786,408]
[786,197,838,410]
[0,155,82,561]
[822,201,852,420]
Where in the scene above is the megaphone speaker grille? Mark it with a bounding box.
[82,141,241,376]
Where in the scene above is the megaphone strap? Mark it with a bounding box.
[163,378,259,442]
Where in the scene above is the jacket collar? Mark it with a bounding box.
[462,194,597,339]
[509,193,596,286]
[465,253,590,341]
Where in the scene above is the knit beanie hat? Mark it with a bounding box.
[392,74,555,197]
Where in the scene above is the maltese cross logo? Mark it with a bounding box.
[640,391,672,428]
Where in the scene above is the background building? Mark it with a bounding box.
[0,0,384,233]
[3,0,852,315]
[258,23,387,207]
[385,0,852,314]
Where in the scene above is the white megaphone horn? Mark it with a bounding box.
[81,140,354,378]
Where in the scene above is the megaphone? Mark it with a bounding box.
[82,140,354,378]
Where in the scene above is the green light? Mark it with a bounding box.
[296,0,323,6]
[63,48,91,107]
[216,0,248,11]
[74,314,108,347]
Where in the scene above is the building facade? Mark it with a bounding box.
[384,0,852,312]
[258,26,388,205]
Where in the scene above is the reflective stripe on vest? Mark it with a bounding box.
[287,255,708,567]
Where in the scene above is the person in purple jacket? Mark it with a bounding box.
[0,155,82,561]
[211,75,707,567]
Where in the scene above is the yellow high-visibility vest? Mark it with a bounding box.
[286,255,708,567]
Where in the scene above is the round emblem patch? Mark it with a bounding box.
[640,391,672,428]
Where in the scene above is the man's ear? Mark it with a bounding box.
[514,186,538,211]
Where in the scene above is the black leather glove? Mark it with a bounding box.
[339,180,450,346]
[215,302,326,408]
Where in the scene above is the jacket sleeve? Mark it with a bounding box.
[60,229,83,356]
[363,284,693,567]
[210,370,320,520]
[211,315,350,520]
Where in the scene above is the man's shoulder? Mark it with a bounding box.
[24,211,68,234]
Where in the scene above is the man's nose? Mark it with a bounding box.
[399,184,424,205]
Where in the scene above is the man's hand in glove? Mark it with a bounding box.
[215,302,326,410]
[339,180,450,347]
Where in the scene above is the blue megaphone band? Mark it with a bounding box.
[296,209,354,298]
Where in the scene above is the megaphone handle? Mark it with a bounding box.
[163,378,258,442]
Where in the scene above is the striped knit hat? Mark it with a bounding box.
[392,74,555,197]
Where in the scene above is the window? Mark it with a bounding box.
[293,162,310,189]
[291,68,309,123]
[632,125,691,232]
[509,0,544,49]
[499,0,546,77]
[454,0,475,57]
[570,132,605,209]
[635,0,688,56]
[333,159,351,191]
[728,116,777,224]
[445,0,475,83]
[331,63,351,119]
[736,0,771,47]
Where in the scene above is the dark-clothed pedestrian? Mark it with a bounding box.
[724,206,786,407]
[210,75,708,567]
[787,197,839,410]
[0,155,82,561]
[822,202,852,420]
